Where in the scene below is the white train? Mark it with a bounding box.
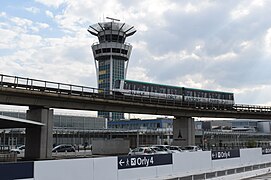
[113,79,235,107]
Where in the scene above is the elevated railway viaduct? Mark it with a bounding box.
[1,74,271,159]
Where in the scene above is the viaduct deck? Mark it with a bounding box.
[1,74,271,119]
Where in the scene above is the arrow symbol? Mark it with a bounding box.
[119,159,124,166]
[212,153,215,158]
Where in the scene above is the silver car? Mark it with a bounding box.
[151,145,172,153]
[10,145,25,154]
[183,145,202,152]
[128,147,156,155]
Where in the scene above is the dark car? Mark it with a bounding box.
[52,144,76,152]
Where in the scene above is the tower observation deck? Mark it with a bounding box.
[88,18,136,121]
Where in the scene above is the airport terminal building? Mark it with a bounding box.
[1,110,271,150]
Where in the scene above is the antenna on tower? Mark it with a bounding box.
[106,17,120,22]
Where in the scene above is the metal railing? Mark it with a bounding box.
[1,74,271,113]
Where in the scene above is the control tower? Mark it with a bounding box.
[88,18,136,121]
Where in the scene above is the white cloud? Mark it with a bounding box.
[45,10,54,18]
[36,22,49,29]
[213,52,237,61]
[184,3,199,13]
[10,17,33,27]
[35,0,67,8]
[0,12,7,17]
[0,29,17,49]
[127,67,151,82]
[25,7,40,14]
[264,28,271,54]
[230,8,250,20]
[18,34,43,49]
[230,0,265,20]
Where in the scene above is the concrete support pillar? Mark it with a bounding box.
[25,107,53,160]
[172,116,195,147]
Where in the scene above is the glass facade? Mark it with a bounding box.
[108,118,173,130]
[98,59,111,91]
[97,58,125,120]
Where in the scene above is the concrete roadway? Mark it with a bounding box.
[244,173,271,179]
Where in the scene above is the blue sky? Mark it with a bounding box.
[1,0,271,117]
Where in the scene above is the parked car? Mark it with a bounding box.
[10,145,25,154]
[151,147,169,154]
[183,145,202,152]
[128,147,156,155]
[52,144,76,152]
[151,145,172,153]
[169,146,182,153]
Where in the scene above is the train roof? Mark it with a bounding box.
[119,79,234,95]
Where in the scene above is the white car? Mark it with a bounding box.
[128,147,156,155]
[151,147,169,154]
[151,145,172,153]
[10,145,25,154]
[183,145,202,152]
[169,146,182,153]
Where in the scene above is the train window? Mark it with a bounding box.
[177,89,182,95]
[185,90,190,96]
[142,85,146,91]
[154,85,159,93]
[209,93,213,98]
[168,88,173,94]
[160,87,166,93]
[137,84,142,91]
[212,93,216,98]
[227,94,231,100]
[193,91,196,97]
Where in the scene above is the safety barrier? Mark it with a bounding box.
[1,148,271,180]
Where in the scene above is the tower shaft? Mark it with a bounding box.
[88,20,136,121]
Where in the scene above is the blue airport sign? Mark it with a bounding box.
[211,149,240,160]
[262,147,271,155]
[118,154,172,169]
[0,162,34,180]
